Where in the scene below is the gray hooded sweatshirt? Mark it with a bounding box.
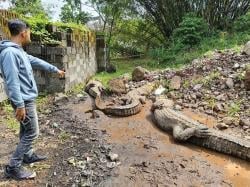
[0,40,59,108]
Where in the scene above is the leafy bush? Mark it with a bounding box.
[23,15,89,45]
[173,14,209,46]
[233,11,250,32]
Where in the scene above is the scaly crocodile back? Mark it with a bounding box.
[95,95,142,116]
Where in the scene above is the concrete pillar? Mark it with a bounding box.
[96,34,107,72]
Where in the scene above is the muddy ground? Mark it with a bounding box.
[0,94,249,187]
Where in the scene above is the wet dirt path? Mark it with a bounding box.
[73,98,250,187]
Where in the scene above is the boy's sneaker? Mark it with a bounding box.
[4,165,36,180]
[23,153,47,164]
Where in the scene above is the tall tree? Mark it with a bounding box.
[10,0,48,17]
[136,0,250,41]
[60,0,91,24]
[88,0,133,61]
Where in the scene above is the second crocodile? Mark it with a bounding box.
[152,98,250,161]
[85,80,156,117]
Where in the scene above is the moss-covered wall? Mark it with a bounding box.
[0,10,97,101]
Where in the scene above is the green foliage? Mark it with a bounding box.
[173,14,209,46]
[227,100,242,117]
[10,0,48,18]
[22,15,89,45]
[67,83,86,95]
[60,0,91,24]
[0,101,19,133]
[148,30,250,67]
[233,11,250,33]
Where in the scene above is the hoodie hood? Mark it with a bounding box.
[0,40,21,53]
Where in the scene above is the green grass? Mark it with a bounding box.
[227,100,242,117]
[151,31,250,67]
[0,94,52,133]
[0,101,19,133]
[93,58,163,87]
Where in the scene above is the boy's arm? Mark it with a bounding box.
[27,54,59,73]
[1,51,24,108]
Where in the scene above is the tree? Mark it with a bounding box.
[88,0,133,61]
[60,0,91,24]
[10,0,48,17]
[135,0,250,41]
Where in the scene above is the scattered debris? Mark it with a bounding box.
[154,85,166,96]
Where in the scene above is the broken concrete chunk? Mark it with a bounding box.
[225,78,234,89]
[242,41,250,55]
[154,85,166,96]
[54,93,68,102]
[170,76,181,90]
[108,152,119,161]
[132,66,149,81]
[240,118,250,127]
[216,123,229,130]
[108,77,127,94]
[245,69,250,91]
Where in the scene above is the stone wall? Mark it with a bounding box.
[0,10,97,102]
[25,30,97,93]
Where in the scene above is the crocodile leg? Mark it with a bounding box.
[173,126,197,141]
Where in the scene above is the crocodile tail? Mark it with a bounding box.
[188,133,250,161]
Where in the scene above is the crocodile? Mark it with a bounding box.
[152,98,250,161]
[85,80,156,116]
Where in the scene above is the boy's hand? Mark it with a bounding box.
[16,108,26,122]
[57,69,65,78]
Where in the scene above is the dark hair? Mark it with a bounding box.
[8,19,30,36]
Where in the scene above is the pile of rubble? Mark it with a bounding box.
[107,42,250,134]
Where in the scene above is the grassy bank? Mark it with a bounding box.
[93,31,249,87]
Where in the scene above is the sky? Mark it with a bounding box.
[0,0,99,20]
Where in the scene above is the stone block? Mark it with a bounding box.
[26,45,41,55]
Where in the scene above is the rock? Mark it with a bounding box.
[154,85,166,96]
[193,84,203,91]
[216,94,227,101]
[174,105,182,111]
[52,122,59,128]
[242,41,250,55]
[214,103,224,112]
[54,93,68,102]
[245,69,250,91]
[233,63,240,69]
[223,117,234,125]
[226,78,234,89]
[108,153,119,161]
[76,94,84,98]
[239,118,250,127]
[190,93,197,100]
[132,66,148,81]
[170,76,181,90]
[108,77,127,94]
[68,157,76,166]
[107,162,120,168]
[106,64,117,73]
[216,123,229,130]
